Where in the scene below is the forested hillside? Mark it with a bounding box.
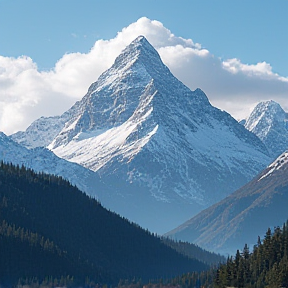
[0,162,210,286]
[161,238,225,266]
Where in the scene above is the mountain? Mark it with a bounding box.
[244,100,288,158]
[0,131,107,198]
[0,162,210,286]
[165,151,288,255]
[11,36,272,233]
[11,114,70,149]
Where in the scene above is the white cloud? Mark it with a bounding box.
[0,55,75,134]
[222,58,284,79]
[0,17,287,134]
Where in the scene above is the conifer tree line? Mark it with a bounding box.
[215,222,288,288]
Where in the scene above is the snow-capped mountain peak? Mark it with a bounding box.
[113,35,162,69]
[48,36,210,151]
[245,100,288,157]
[245,100,285,133]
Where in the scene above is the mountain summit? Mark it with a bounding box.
[48,35,210,152]
[244,100,288,158]
[11,36,272,232]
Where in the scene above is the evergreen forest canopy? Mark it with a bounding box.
[0,162,221,287]
[214,223,288,288]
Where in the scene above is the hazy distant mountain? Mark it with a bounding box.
[11,36,272,233]
[165,151,288,255]
[244,100,288,158]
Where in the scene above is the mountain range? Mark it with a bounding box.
[9,36,273,233]
[165,150,288,255]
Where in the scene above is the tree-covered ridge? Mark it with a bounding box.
[215,223,288,288]
[0,220,61,255]
[0,161,211,286]
[161,238,225,266]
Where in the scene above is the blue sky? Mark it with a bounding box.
[0,0,287,134]
[1,0,287,75]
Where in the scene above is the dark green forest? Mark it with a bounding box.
[0,162,217,287]
[214,223,288,288]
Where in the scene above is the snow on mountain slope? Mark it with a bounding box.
[259,150,288,181]
[244,100,288,158]
[10,114,69,149]
[10,36,273,233]
[0,132,104,198]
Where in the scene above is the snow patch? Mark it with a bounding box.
[258,151,288,181]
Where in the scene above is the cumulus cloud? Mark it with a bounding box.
[0,17,287,134]
[0,55,76,134]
